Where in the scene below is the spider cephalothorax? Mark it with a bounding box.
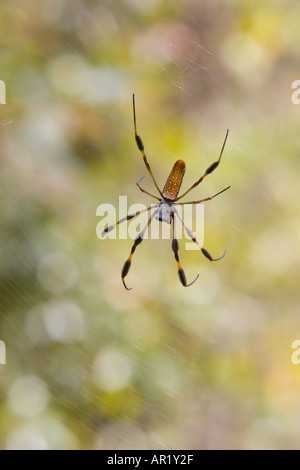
[156,200,172,223]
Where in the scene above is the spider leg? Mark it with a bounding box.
[171,212,199,287]
[175,129,229,201]
[121,208,159,290]
[173,207,226,261]
[133,94,163,198]
[175,186,230,205]
[136,176,161,201]
[102,204,158,236]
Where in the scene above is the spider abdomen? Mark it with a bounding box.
[162,160,186,201]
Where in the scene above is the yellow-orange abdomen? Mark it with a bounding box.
[162,159,186,201]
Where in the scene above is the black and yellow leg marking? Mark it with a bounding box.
[171,213,199,287]
[175,185,230,205]
[121,208,159,290]
[102,204,158,237]
[136,176,161,201]
[173,207,226,262]
[133,94,163,198]
[175,129,229,202]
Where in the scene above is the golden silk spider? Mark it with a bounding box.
[102,95,230,290]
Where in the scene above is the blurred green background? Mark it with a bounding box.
[0,0,300,450]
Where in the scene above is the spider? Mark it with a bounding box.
[102,94,230,290]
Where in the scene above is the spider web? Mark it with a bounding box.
[0,0,300,451]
